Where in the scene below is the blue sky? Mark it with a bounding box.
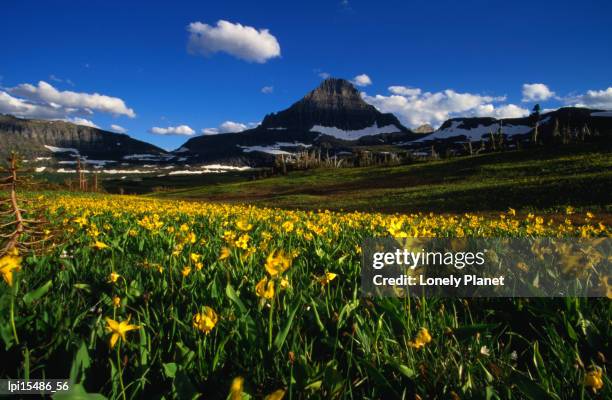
[1,0,611,150]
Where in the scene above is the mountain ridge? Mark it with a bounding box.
[259,78,408,132]
[0,114,166,161]
[1,78,611,166]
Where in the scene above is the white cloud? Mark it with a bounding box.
[8,81,135,117]
[473,104,530,119]
[388,86,421,97]
[261,86,274,94]
[522,83,555,102]
[0,91,72,119]
[352,74,372,87]
[318,72,331,79]
[202,120,259,135]
[187,20,281,63]
[362,86,528,128]
[149,125,195,136]
[110,124,127,133]
[65,117,99,128]
[567,87,612,109]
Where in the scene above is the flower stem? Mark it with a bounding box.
[116,345,127,400]
[10,280,19,345]
[268,299,274,349]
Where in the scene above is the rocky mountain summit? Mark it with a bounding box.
[178,78,420,164]
[414,124,434,134]
[260,78,407,132]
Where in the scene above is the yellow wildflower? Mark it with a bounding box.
[230,376,244,400]
[408,327,432,349]
[112,296,121,308]
[265,389,286,400]
[265,250,292,277]
[507,208,516,216]
[279,277,290,289]
[187,232,196,244]
[515,262,529,272]
[0,249,22,286]
[281,220,294,233]
[319,272,337,286]
[190,253,201,263]
[256,277,275,299]
[235,234,250,250]
[236,220,253,231]
[584,367,604,392]
[219,247,231,261]
[105,316,140,349]
[108,272,121,283]
[193,307,218,334]
[93,241,109,250]
[182,267,192,277]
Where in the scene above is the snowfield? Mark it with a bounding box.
[201,164,251,171]
[310,122,401,140]
[413,121,532,142]
[44,145,79,154]
[58,160,116,166]
[239,142,311,155]
[56,169,152,174]
[123,154,161,160]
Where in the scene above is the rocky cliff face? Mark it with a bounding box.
[0,115,166,160]
[260,78,407,131]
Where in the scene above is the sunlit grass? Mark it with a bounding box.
[0,192,609,399]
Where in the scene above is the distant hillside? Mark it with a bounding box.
[152,143,612,213]
[411,107,612,145]
[0,114,167,161]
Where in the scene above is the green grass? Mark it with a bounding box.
[1,193,609,399]
[153,143,612,213]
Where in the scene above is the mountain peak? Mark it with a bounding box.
[300,78,369,112]
[260,77,407,131]
[309,77,360,98]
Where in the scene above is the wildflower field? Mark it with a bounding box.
[0,192,610,399]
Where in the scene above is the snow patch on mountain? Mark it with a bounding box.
[310,122,401,140]
[201,164,252,171]
[58,160,116,166]
[44,145,79,154]
[239,142,311,155]
[414,121,532,142]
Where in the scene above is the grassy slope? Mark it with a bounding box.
[152,144,612,213]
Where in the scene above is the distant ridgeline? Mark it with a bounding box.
[1,78,611,170]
